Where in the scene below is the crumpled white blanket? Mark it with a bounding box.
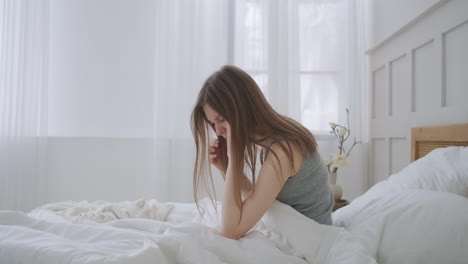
[0,199,376,264]
[31,199,174,223]
[196,199,376,264]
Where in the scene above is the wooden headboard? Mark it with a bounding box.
[411,123,468,162]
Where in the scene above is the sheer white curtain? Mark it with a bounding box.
[153,0,230,201]
[234,0,367,198]
[0,0,49,211]
[0,0,366,208]
[234,0,301,118]
[149,0,367,201]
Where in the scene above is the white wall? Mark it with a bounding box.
[366,0,468,187]
[366,0,442,49]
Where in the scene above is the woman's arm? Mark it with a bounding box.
[220,140,296,239]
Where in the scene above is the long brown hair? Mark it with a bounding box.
[190,65,317,210]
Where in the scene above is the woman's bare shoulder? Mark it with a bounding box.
[265,139,303,178]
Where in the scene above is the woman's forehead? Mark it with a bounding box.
[202,104,220,122]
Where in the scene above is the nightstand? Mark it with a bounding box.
[332,199,349,212]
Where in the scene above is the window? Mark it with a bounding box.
[299,0,344,133]
[235,0,346,133]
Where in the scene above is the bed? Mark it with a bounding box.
[333,123,468,264]
[1,124,467,264]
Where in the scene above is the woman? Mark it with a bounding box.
[191,65,333,239]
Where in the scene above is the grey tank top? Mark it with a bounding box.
[261,140,334,225]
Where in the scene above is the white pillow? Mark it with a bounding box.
[387,146,468,197]
[334,147,468,225]
[335,190,468,264]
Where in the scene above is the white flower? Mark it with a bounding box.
[332,154,348,168]
[338,127,347,137]
[326,109,361,174]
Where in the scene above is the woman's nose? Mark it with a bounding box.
[215,124,224,136]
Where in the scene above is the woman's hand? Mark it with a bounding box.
[209,121,231,172]
[209,139,224,171]
[225,122,232,160]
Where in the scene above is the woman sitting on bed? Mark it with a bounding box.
[191,65,333,239]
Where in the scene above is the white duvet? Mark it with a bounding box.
[333,147,468,264]
[0,199,376,264]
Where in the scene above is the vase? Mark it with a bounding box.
[328,171,343,201]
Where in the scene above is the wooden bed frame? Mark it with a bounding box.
[411,123,468,162]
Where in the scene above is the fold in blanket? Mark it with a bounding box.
[31,199,174,223]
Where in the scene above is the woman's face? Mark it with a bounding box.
[203,104,228,139]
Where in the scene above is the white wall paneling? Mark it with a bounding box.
[442,19,468,108]
[366,0,447,50]
[371,138,387,186]
[389,54,410,117]
[389,137,409,175]
[411,38,438,113]
[372,65,387,120]
[366,0,468,187]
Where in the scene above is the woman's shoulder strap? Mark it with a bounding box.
[260,138,278,164]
